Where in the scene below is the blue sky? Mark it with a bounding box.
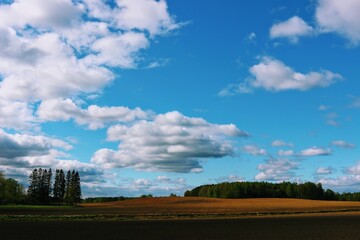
[0,0,360,197]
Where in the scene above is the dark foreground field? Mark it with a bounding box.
[2,215,360,240]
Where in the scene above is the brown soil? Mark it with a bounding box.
[80,197,360,215]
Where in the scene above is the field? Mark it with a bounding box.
[2,198,360,239]
[81,197,360,216]
[2,197,360,219]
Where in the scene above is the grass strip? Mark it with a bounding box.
[2,208,360,221]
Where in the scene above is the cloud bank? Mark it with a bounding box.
[92,111,248,173]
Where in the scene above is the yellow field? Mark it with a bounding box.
[81,197,360,215]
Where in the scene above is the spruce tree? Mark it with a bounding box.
[65,170,71,205]
[59,169,66,204]
[74,171,82,203]
[53,169,61,204]
[27,169,39,204]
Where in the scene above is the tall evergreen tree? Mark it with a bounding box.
[53,169,61,204]
[27,169,39,204]
[74,171,82,204]
[59,169,66,203]
[65,170,72,204]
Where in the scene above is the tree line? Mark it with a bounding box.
[27,168,81,205]
[184,181,360,201]
[0,169,81,205]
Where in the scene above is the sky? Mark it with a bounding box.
[0,0,360,197]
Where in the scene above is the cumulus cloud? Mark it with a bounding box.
[0,129,71,160]
[0,26,114,102]
[0,129,106,187]
[0,99,35,130]
[219,57,342,95]
[0,0,180,132]
[242,145,267,156]
[271,140,294,148]
[325,112,340,127]
[277,146,331,157]
[316,167,334,175]
[316,0,360,45]
[277,149,295,157]
[269,0,360,45]
[91,111,248,173]
[318,105,330,111]
[318,162,360,191]
[37,98,152,130]
[255,158,298,181]
[331,140,355,149]
[213,174,245,183]
[249,57,341,92]
[300,147,332,156]
[82,175,189,197]
[270,16,314,43]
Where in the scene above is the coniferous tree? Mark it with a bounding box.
[74,171,82,203]
[53,169,61,204]
[59,169,66,203]
[27,169,39,204]
[64,170,71,204]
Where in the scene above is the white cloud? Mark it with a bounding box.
[92,111,248,173]
[242,145,267,156]
[325,112,340,127]
[37,98,152,130]
[0,99,35,130]
[123,176,189,196]
[0,129,106,187]
[213,174,245,183]
[0,129,72,160]
[277,146,332,157]
[255,158,298,181]
[219,57,342,95]
[318,105,330,111]
[270,16,314,43]
[0,29,114,102]
[0,130,103,170]
[0,0,83,30]
[114,0,180,36]
[83,32,150,68]
[269,0,360,45]
[316,0,360,45]
[318,162,360,191]
[249,57,341,92]
[0,0,180,132]
[277,149,295,157]
[271,140,294,148]
[331,140,355,149]
[218,82,253,97]
[300,147,332,156]
[83,0,180,36]
[316,167,333,175]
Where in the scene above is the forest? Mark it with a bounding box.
[0,168,81,205]
[184,181,360,201]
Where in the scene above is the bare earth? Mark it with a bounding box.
[80,197,360,216]
[2,198,360,239]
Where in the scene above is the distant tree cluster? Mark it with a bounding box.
[184,181,360,201]
[0,172,26,204]
[27,168,81,205]
[82,196,127,203]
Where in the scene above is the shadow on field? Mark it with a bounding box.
[1,215,360,240]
